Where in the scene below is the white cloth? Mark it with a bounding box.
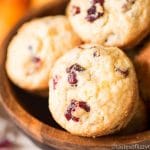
[0,105,41,150]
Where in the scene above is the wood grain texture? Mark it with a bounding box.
[0,1,149,149]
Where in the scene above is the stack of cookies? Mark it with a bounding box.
[6,0,150,137]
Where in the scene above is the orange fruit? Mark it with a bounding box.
[0,0,29,43]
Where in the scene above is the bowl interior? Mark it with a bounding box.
[0,1,150,149]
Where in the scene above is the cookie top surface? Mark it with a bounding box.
[67,0,150,48]
[6,15,81,91]
[49,44,138,137]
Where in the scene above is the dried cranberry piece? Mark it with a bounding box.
[0,139,12,148]
[65,113,72,121]
[86,0,104,22]
[53,75,59,90]
[66,64,85,73]
[87,5,96,15]
[32,56,41,63]
[79,101,90,112]
[115,67,129,77]
[66,64,85,86]
[64,100,90,122]
[65,100,78,121]
[86,5,104,22]
[92,0,104,6]
[72,6,81,16]
[31,56,42,69]
[68,72,78,85]
[72,116,79,122]
[70,100,78,111]
[86,12,103,22]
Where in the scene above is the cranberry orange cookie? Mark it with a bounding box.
[6,16,81,91]
[134,41,150,101]
[67,0,150,48]
[49,44,139,137]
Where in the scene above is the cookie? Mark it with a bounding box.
[49,44,139,137]
[67,0,150,49]
[118,99,148,135]
[134,40,150,101]
[6,15,82,91]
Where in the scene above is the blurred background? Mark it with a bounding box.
[0,0,54,149]
[0,0,56,45]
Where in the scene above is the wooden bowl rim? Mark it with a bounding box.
[0,1,149,149]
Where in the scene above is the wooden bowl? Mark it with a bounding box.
[0,1,149,149]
